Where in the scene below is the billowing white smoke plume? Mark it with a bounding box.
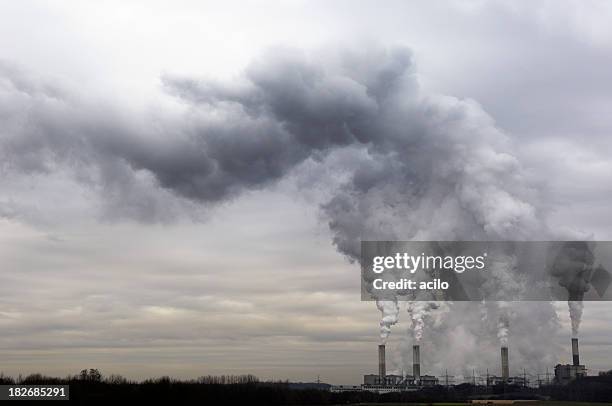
[408,301,427,343]
[481,252,525,347]
[497,310,510,347]
[377,300,400,344]
[407,301,439,342]
[568,301,584,337]
[0,46,566,371]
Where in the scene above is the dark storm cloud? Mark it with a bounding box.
[1,48,417,217]
[158,47,415,191]
[2,45,550,247]
[1,58,296,210]
[156,45,552,263]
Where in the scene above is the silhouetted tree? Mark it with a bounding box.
[79,368,102,382]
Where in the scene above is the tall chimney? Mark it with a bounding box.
[501,346,509,381]
[378,344,386,382]
[413,345,421,382]
[572,338,580,366]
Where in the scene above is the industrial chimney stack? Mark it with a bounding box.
[378,344,386,383]
[501,346,509,381]
[572,338,580,366]
[413,345,421,382]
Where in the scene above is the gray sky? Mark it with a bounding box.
[1,0,612,384]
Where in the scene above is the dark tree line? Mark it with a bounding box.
[196,374,259,384]
[1,370,611,404]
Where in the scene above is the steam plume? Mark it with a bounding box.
[497,312,509,347]
[482,253,524,347]
[408,301,439,342]
[377,300,400,344]
[550,241,594,337]
[568,300,584,337]
[0,46,562,364]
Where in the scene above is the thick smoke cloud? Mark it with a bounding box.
[1,48,548,231]
[377,300,400,344]
[165,47,555,353]
[0,46,565,374]
[163,47,563,369]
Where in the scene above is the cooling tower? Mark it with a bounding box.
[572,338,580,366]
[378,344,386,381]
[413,345,421,381]
[501,346,509,381]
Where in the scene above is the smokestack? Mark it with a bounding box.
[572,338,580,366]
[378,344,386,382]
[501,347,509,381]
[413,345,421,382]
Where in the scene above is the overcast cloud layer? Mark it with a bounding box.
[1,0,612,384]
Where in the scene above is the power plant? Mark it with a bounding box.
[357,344,438,393]
[331,338,590,393]
[554,338,587,385]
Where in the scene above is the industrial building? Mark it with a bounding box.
[330,338,588,393]
[554,338,587,385]
[486,345,523,385]
[486,375,527,386]
[332,343,439,393]
[333,344,439,393]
